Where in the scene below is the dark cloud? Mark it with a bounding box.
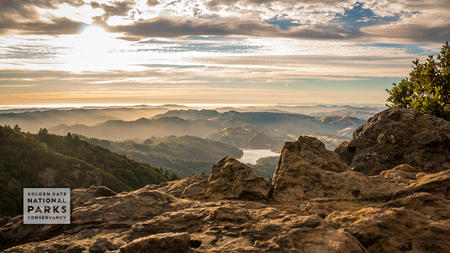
[363,23,450,43]
[109,17,358,40]
[91,0,134,17]
[110,18,276,37]
[91,0,134,26]
[0,0,85,35]
[0,17,84,35]
[19,17,84,35]
[147,0,160,6]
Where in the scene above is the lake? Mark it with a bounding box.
[238,149,279,164]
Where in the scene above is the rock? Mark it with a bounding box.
[270,136,400,203]
[277,136,349,173]
[0,186,367,253]
[303,199,367,219]
[383,192,450,220]
[89,236,120,252]
[71,185,116,207]
[205,156,268,200]
[393,169,450,199]
[157,174,208,199]
[379,164,420,185]
[119,232,192,253]
[326,207,450,253]
[335,109,450,175]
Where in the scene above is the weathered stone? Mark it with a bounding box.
[88,236,120,252]
[335,108,450,175]
[326,207,450,253]
[270,136,400,203]
[206,156,268,200]
[379,164,420,185]
[71,185,116,207]
[119,232,192,253]
[392,169,450,199]
[157,174,208,199]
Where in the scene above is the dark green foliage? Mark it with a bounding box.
[86,135,243,177]
[386,42,449,120]
[252,156,279,178]
[0,125,175,217]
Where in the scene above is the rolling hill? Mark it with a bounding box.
[85,135,243,177]
[0,125,175,216]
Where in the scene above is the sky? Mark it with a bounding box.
[0,0,448,106]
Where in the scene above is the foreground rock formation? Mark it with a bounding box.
[335,108,450,175]
[1,109,449,252]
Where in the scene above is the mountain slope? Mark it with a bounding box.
[208,126,288,149]
[0,126,175,216]
[85,135,243,177]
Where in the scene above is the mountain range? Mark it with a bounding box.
[50,109,365,149]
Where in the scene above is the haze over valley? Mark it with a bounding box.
[0,104,382,178]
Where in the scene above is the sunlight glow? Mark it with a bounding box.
[60,25,127,72]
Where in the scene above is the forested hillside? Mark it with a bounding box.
[0,125,176,216]
[86,135,243,177]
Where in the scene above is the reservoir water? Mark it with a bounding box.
[239,149,279,164]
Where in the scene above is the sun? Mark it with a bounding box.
[61,25,124,72]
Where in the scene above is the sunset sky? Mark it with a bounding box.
[0,0,448,106]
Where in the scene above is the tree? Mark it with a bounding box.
[386,41,449,121]
[38,128,48,135]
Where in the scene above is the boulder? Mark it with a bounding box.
[335,109,450,175]
[205,156,268,200]
[270,136,400,203]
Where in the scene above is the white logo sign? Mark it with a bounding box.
[23,188,70,224]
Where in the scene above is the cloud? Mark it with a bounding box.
[0,0,85,35]
[363,23,450,43]
[110,18,277,37]
[98,0,447,42]
[109,17,360,40]
[90,0,135,25]
[147,0,160,6]
[0,0,448,43]
[361,7,450,43]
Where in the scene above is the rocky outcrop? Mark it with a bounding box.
[326,207,450,252]
[335,109,450,175]
[378,164,420,185]
[1,109,449,253]
[1,188,367,253]
[270,136,400,203]
[206,156,268,200]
